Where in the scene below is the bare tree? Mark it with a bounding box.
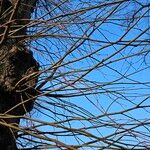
[0,0,38,149]
[0,0,150,149]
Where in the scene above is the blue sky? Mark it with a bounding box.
[19,1,150,149]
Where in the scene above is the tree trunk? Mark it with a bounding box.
[0,0,38,149]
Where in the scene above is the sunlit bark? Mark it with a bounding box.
[0,0,38,149]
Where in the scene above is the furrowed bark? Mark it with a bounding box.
[0,0,38,149]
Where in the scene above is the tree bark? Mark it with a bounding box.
[0,0,38,149]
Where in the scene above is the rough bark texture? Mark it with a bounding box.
[0,0,38,149]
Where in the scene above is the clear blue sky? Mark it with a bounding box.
[19,1,150,149]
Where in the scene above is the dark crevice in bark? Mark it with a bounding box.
[0,0,38,149]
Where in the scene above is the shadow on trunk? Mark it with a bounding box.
[0,0,38,149]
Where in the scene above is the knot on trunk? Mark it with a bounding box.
[0,44,39,115]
